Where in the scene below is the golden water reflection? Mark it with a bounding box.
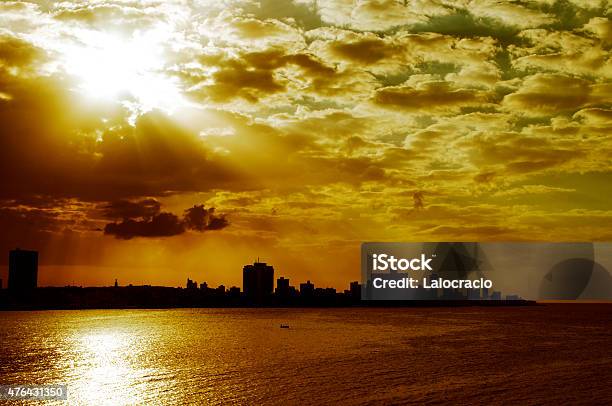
[70,332,153,405]
[3,308,611,404]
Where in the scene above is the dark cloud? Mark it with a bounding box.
[101,199,161,219]
[468,132,581,174]
[103,203,229,239]
[502,74,593,116]
[374,81,485,112]
[184,205,229,231]
[0,0,609,253]
[0,67,242,201]
[204,58,285,103]
[538,0,605,31]
[0,34,43,68]
[284,53,336,77]
[104,212,185,240]
[330,38,398,64]
[409,10,521,46]
[0,206,68,264]
[574,108,612,124]
[190,50,336,103]
[0,207,62,238]
[96,113,233,186]
[242,0,323,30]
[0,36,243,202]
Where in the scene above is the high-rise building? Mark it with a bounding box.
[8,249,38,291]
[349,281,361,300]
[276,276,290,297]
[243,261,274,300]
[300,280,314,297]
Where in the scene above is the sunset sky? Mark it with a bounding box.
[0,0,610,289]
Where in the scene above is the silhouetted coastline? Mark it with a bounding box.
[1,251,534,310]
[0,286,534,310]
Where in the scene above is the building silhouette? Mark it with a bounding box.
[0,251,530,309]
[276,276,290,297]
[243,261,274,301]
[186,278,197,289]
[350,281,361,298]
[8,249,38,291]
[316,287,336,297]
[300,280,314,297]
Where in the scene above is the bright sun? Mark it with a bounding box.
[63,29,184,113]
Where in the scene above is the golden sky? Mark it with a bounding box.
[0,0,610,289]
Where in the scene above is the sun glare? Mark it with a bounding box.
[63,29,184,113]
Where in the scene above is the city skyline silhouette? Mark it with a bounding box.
[1,248,538,310]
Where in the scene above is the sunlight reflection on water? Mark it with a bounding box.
[1,307,611,405]
[73,333,134,405]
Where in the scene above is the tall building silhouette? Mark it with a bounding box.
[8,249,38,291]
[300,280,314,297]
[243,261,274,301]
[349,281,361,300]
[276,276,290,297]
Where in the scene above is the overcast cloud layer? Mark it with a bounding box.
[0,0,610,287]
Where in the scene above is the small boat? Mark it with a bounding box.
[280,324,290,329]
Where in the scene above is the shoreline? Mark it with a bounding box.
[0,300,539,311]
